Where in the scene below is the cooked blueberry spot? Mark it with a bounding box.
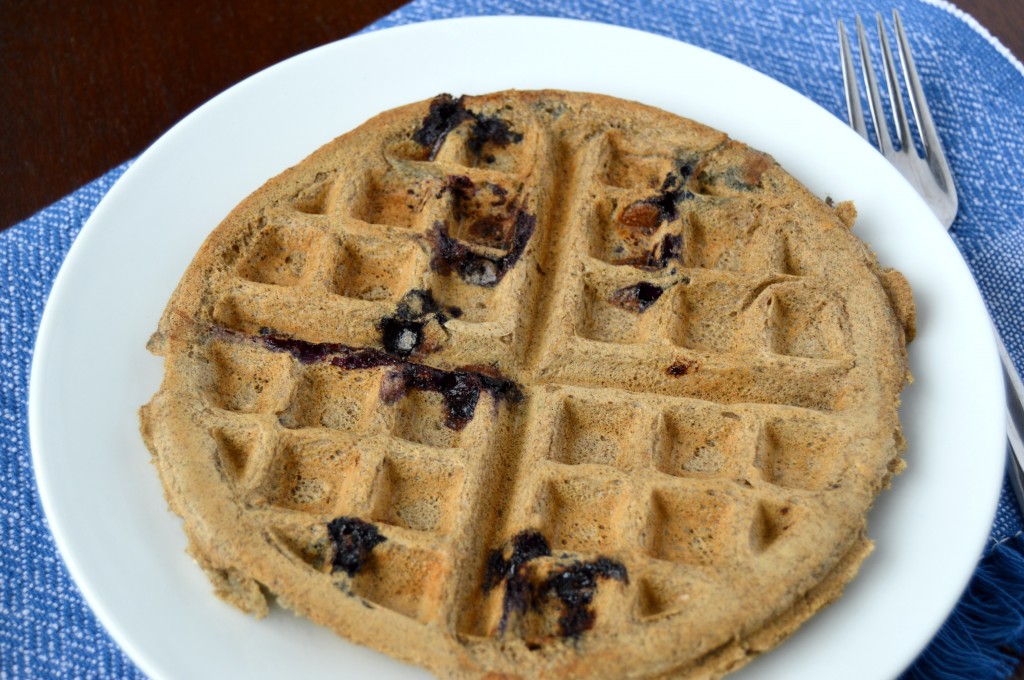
[618,201,664,234]
[378,289,453,357]
[484,530,552,633]
[381,363,523,431]
[443,174,476,201]
[440,175,522,250]
[229,320,521,430]
[327,516,386,577]
[676,161,694,180]
[412,95,524,163]
[542,557,629,638]
[484,530,552,592]
[609,282,665,313]
[483,530,628,638]
[705,154,774,192]
[652,234,684,268]
[261,335,352,365]
[396,288,441,320]
[618,168,695,237]
[612,164,693,269]
[465,259,499,286]
[616,233,683,270]
[667,358,699,376]
[468,216,510,248]
[427,206,536,287]
[380,317,425,356]
[261,333,399,369]
[412,94,471,160]
[330,348,402,370]
[468,114,524,158]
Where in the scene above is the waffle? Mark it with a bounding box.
[139,90,915,679]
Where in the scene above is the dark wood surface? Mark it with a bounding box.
[2,0,1023,231]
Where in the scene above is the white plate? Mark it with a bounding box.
[29,16,1004,680]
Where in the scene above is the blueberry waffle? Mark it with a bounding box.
[139,90,915,679]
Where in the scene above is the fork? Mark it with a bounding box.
[838,10,1024,514]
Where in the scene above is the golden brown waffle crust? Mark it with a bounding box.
[140,90,914,679]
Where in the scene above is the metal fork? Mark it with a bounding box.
[838,10,1024,513]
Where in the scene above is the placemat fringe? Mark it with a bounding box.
[905,533,1024,679]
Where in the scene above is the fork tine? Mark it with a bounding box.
[876,13,913,153]
[838,11,959,228]
[892,9,957,194]
[855,16,896,155]
[838,20,869,140]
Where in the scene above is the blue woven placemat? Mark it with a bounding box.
[3,0,1024,677]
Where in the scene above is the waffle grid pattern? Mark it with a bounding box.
[181,94,878,656]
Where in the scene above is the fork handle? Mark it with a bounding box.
[997,335,1024,513]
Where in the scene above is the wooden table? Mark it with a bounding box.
[1,0,1021,231]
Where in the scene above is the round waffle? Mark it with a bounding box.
[139,90,914,679]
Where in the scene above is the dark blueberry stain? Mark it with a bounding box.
[439,175,521,250]
[261,334,399,370]
[608,281,665,313]
[667,358,699,376]
[483,530,628,639]
[428,207,536,287]
[700,154,772,193]
[327,516,386,577]
[395,289,442,319]
[468,114,524,157]
[381,363,523,431]
[613,160,695,270]
[675,161,695,181]
[617,201,664,235]
[412,94,471,160]
[618,168,695,234]
[262,335,360,365]
[615,233,684,270]
[378,289,454,357]
[242,315,521,431]
[483,530,552,634]
[542,557,629,638]
[483,530,552,592]
[440,174,476,201]
[467,216,510,248]
[330,349,401,371]
[379,316,426,357]
[412,94,523,162]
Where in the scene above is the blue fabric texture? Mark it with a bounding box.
[3,0,1023,677]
